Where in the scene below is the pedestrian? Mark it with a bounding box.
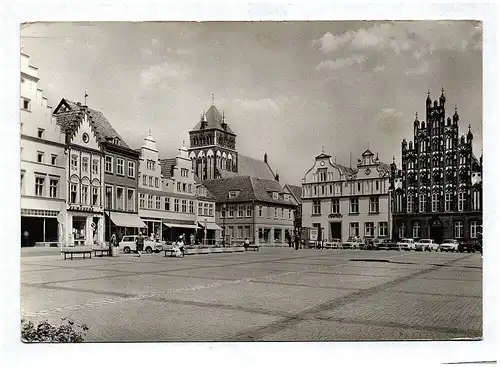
[136,232,144,257]
[287,233,292,248]
[294,234,300,250]
[243,237,250,250]
[109,233,117,251]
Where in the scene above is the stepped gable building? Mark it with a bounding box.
[390,89,483,243]
[283,184,303,234]
[54,99,143,244]
[202,176,296,246]
[188,102,279,181]
[20,53,65,247]
[302,149,392,243]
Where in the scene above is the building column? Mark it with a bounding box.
[86,216,93,246]
[271,226,275,246]
[255,226,259,245]
[43,217,46,243]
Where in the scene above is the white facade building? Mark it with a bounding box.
[20,53,66,247]
[302,150,391,243]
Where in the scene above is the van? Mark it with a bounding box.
[118,235,164,254]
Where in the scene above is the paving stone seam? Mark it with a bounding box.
[225,254,476,341]
[384,289,482,299]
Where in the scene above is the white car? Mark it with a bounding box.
[439,239,460,252]
[118,235,164,254]
[396,238,415,251]
[343,237,364,249]
[415,239,439,252]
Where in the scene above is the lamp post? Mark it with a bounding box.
[222,203,226,247]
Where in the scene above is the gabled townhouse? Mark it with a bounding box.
[20,53,66,247]
[283,183,303,234]
[53,100,106,246]
[203,176,297,246]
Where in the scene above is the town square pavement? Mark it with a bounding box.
[21,247,482,342]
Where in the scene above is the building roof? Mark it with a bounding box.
[53,99,130,149]
[159,158,177,179]
[202,176,296,206]
[284,184,302,203]
[238,154,277,180]
[190,105,235,135]
[315,152,332,159]
[336,163,357,176]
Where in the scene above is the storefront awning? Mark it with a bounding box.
[198,221,223,231]
[162,222,197,229]
[109,212,147,228]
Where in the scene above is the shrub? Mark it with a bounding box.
[21,317,89,343]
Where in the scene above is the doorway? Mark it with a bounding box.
[430,217,444,244]
[330,222,342,240]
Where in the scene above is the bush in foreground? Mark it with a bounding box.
[21,317,89,343]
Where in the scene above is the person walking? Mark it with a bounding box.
[243,237,250,251]
[136,232,144,257]
[294,234,300,250]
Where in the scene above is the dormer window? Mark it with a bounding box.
[113,137,121,146]
[284,194,290,201]
[272,192,279,200]
[228,190,240,198]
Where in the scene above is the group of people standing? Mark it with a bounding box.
[287,232,302,250]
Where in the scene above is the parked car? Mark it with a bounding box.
[343,237,364,249]
[364,238,384,250]
[118,235,164,254]
[325,239,341,249]
[439,239,460,252]
[396,238,415,251]
[458,240,478,253]
[415,239,439,252]
[377,239,394,251]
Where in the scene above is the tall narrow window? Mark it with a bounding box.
[398,223,406,239]
[379,222,388,237]
[116,158,124,175]
[181,199,187,213]
[246,205,253,218]
[365,222,375,237]
[470,221,479,239]
[458,192,465,211]
[174,199,179,212]
[35,177,45,196]
[147,195,153,209]
[407,195,414,213]
[472,190,481,211]
[142,175,147,186]
[70,183,78,204]
[139,193,145,208]
[259,206,263,217]
[116,187,124,210]
[369,197,379,213]
[155,177,160,188]
[454,221,464,238]
[164,197,170,211]
[82,157,89,172]
[331,198,340,213]
[92,186,99,206]
[189,200,194,214]
[432,193,439,212]
[49,179,58,198]
[156,196,161,210]
[37,151,44,163]
[105,186,113,209]
[105,156,113,173]
[419,194,427,212]
[237,205,244,218]
[313,200,321,215]
[350,198,359,214]
[413,222,421,238]
[128,161,135,178]
[81,185,89,205]
[445,192,452,212]
[92,159,99,174]
[349,222,359,237]
[51,155,57,166]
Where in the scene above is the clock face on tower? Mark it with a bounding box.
[320,161,325,166]
[365,168,371,175]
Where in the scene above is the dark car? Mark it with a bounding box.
[378,239,394,251]
[458,240,477,253]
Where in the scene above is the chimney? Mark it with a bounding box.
[275,172,280,182]
[264,152,268,163]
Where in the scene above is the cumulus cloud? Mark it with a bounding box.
[316,55,366,71]
[234,94,295,111]
[404,61,430,76]
[314,21,482,57]
[140,61,191,88]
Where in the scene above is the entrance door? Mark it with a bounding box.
[430,218,444,244]
[330,222,342,240]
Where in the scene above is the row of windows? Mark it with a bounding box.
[221,204,253,219]
[69,183,100,206]
[398,221,481,239]
[104,186,136,211]
[304,180,385,197]
[28,175,59,198]
[72,155,101,175]
[225,225,251,239]
[143,175,160,188]
[139,194,205,215]
[394,191,481,213]
[104,156,135,178]
[177,182,193,193]
[36,151,58,166]
[146,159,156,171]
[349,222,388,237]
[312,197,380,215]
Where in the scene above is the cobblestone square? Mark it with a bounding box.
[21,248,483,342]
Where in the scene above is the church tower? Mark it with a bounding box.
[188,98,238,180]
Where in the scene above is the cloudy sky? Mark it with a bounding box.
[21,21,482,185]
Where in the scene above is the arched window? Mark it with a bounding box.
[419,193,426,212]
[432,193,439,212]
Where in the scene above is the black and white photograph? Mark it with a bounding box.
[1,2,498,366]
